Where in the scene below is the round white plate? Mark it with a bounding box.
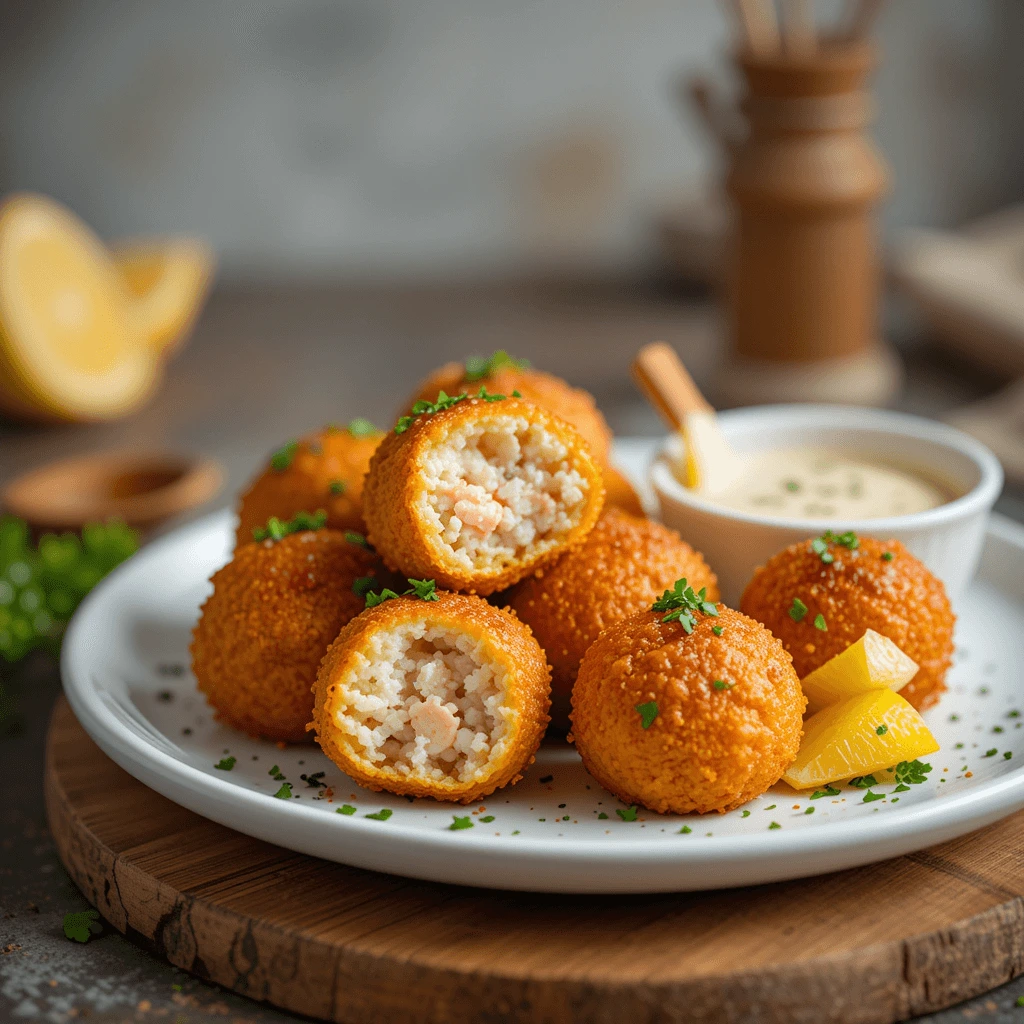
[62,440,1024,894]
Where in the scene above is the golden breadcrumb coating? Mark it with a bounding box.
[509,509,718,730]
[311,592,551,803]
[570,607,805,814]
[363,396,604,595]
[236,423,383,548]
[191,529,377,742]
[404,362,612,465]
[740,536,955,711]
[603,466,645,517]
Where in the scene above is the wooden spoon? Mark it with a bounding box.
[631,342,746,494]
[2,451,222,532]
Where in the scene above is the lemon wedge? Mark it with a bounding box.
[801,629,919,715]
[113,237,214,357]
[783,688,939,791]
[0,194,158,422]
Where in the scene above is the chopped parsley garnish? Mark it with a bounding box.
[344,530,372,549]
[352,576,375,598]
[253,509,327,542]
[1005,751,1013,760]
[635,701,658,729]
[892,760,933,785]
[881,551,894,562]
[450,815,474,830]
[741,809,751,818]
[875,724,888,736]
[463,349,529,381]
[480,815,495,823]
[273,783,292,799]
[994,726,1004,734]
[336,805,356,815]
[328,479,346,496]
[268,764,286,780]
[983,748,998,758]
[364,577,439,607]
[810,538,834,564]
[616,805,639,822]
[894,784,910,793]
[813,613,827,631]
[679,825,692,834]
[300,771,326,789]
[862,790,885,803]
[789,597,808,622]
[804,806,815,815]
[512,389,522,398]
[784,480,800,493]
[63,910,102,944]
[712,626,724,636]
[849,775,877,789]
[393,386,504,434]
[214,756,236,771]
[768,822,781,830]
[270,440,298,471]
[810,785,840,799]
[597,812,608,820]
[475,386,507,402]
[365,808,393,821]
[764,804,776,810]
[713,679,734,691]
[347,417,380,438]
[651,578,718,632]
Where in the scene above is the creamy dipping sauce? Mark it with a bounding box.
[691,447,949,520]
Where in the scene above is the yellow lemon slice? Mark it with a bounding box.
[783,688,939,791]
[0,194,158,422]
[801,629,919,715]
[113,237,214,357]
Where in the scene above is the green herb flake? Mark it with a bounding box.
[712,626,724,637]
[789,597,808,623]
[352,576,375,598]
[616,805,639,822]
[1016,994,1024,1007]
[253,509,327,543]
[813,613,828,631]
[336,805,357,815]
[214,756,236,771]
[344,530,372,549]
[365,808,393,821]
[764,804,776,810]
[679,825,692,834]
[892,760,933,785]
[849,775,878,789]
[328,479,346,496]
[395,390,469,433]
[741,809,751,818]
[268,764,286,781]
[804,806,815,815]
[463,349,529,381]
[347,417,380,438]
[1005,751,1013,760]
[476,385,506,402]
[270,440,299,472]
[768,822,781,830]
[635,701,659,729]
[894,784,911,793]
[364,588,401,608]
[273,782,293,800]
[862,790,885,803]
[511,389,522,398]
[63,910,103,944]
[984,748,998,758]
[876,724,888,736]
[450,815,474,830]
[784,480,800,493]
[480,815,495,823]
[597,812,608,820]
[810,538,834,564]
[713,679,735,691]
[881,551,894,562]
[810,785,841,799]
[652,578,718,631]
[405,578,439,601]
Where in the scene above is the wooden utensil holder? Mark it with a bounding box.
[717,39,901,406]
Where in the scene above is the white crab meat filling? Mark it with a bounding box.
[333,621,512,783]
[418,414,588,571]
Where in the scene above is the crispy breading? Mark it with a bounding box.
[740,536,955,711]
[509,509,717,730]
[310,592,551,803]
[190,529,377,742]
[570,606,805,814]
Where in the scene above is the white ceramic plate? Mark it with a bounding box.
[62,440,1024,894]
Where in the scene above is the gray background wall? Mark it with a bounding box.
[1,0,1021,280]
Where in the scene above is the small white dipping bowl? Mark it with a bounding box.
[650,405,1003,607]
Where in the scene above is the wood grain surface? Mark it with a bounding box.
[46,695,1024,1024]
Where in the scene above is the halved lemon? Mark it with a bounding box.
[783,688,939,791]
[113,237,214,357]
[0,194,159,422]
[801,629,919,715]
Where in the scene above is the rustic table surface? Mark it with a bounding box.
[3,283,1023,1024]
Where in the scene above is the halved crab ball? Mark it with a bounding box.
[363,396,604,595]
[236,420,384,548]
[310,592,551,803]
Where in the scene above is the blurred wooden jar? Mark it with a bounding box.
[718,40,901,406]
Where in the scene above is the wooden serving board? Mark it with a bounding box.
[46,696,1024,1024]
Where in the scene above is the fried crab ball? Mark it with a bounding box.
[510,509,718,730]
[570,604,805,815]
[364,395,604,595]
[310,592,551,803]
[403,351,613,466]
[740,534,955,711]
[191,527,377,743]
[603,466,645,517]
[236,419,384,548]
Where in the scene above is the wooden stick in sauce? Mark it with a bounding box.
[631,342,713,433]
